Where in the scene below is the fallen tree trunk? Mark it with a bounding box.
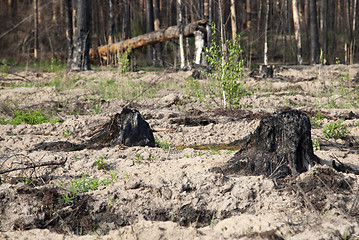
[89,20,207,62]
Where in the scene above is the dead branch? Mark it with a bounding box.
[0,157,67,174]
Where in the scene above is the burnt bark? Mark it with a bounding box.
[71,0,91,71]
[33,107,155,151]
[292,0,303,64]
[215,109,319,179]
[310,0,320,64]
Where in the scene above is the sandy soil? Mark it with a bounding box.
[1,65,359,239]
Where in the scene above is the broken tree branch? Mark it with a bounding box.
[0,158,67,174]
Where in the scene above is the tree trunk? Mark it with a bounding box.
[90,20,206,63]
[146,0,155,63]
[34,0,39,61]
[218,0,227,108]
[193,30,204,65]
[204,0,212,49]
[65,0,73,66]
[264,0,270,65]
[177,0,185,69]
[310,0,320,64]
[123,0,131,40]
[71,0,91,71]
[246,0,251,30]
[322,0,328,64]
[353,0,358,32]
[154,0,164,67]
[52,0,57,23]
[292,0,303,64]
[108,0,114,45]
[230,0,237,43]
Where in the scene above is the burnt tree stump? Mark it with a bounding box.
[216,109,319,179]
[85,107,155,148]
[33,107,155,151]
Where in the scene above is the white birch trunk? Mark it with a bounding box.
[178,0,185,69]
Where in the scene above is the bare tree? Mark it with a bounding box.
[292,0,303,64]
[310,0,320,64]
[71,0,91,71]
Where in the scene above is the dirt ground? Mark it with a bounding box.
[1,64,359,239]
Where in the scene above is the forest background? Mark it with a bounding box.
[0,0,358,70]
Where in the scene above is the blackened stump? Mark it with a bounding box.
[86,107,155,147]
[217,109,319,178]
[32,107,155,151]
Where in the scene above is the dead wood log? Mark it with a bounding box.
[89,20,207,62]
[213,109,320,179]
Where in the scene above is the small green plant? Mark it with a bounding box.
[93,101,101,114]
[155,137,170,150]
[94,156,108,170]
[202,23,248,107]
[108,197,116,206]
[59,174,117,205]
[50,58,65,72]
[208,147,220,155]
[63,129,71,137]
[210,210,216,228]
[314,112,325,120]
[117,46,132,74]
[312,139,321,150]
[134,153,142,161]
[226,150,234,154]
[0,109,58,125]
[101,171,118,185]
[323,120,348,139]
[356,121,359,127]
[310,118,321,129]
[0,59,10,74]
[18,178,33,185]
[184,77,205,100]
[197,151,205,156]
[336,58,350,96]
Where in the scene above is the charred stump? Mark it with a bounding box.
[33,107,155,151]
[216,109,319,179]
[85,107,155,148]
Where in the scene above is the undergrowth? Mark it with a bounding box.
[0,109,58,125]
[58,172,118,205]
[323,120,348,139]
